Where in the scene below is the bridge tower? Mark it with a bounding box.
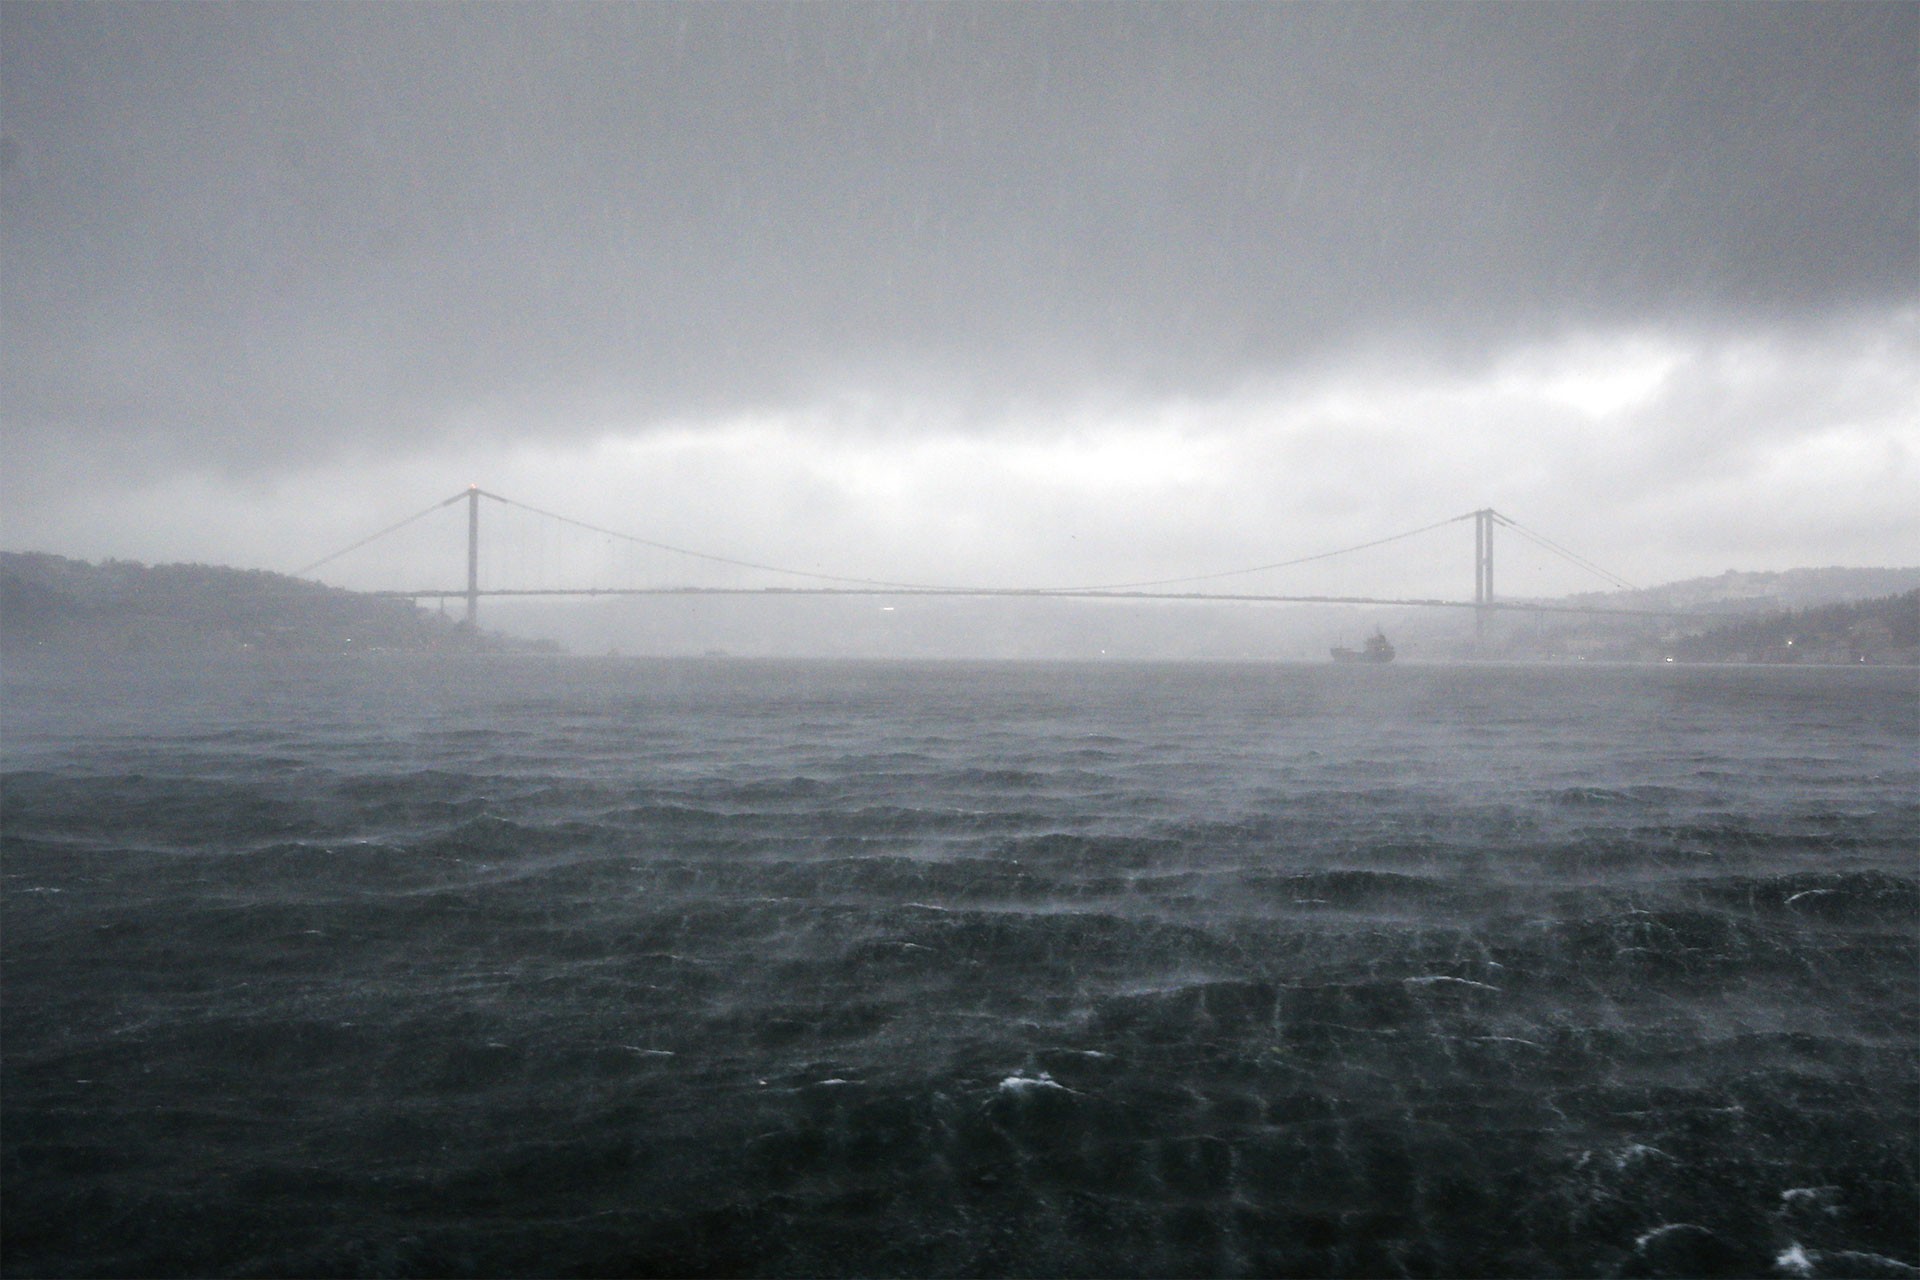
[1474,507,1496,641]
[465,484,480,627]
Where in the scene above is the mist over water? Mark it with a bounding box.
[3,656,1915,1277]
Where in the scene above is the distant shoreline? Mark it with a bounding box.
[4,551,1915,666]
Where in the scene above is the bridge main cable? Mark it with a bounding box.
[1037,512,1479,593]
[485,491,1482,595]
[482,490,969,592]
[291,489,474,578]
[296,488,1611,606]
[1492,512,1639,592]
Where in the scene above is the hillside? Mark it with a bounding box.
[1670,589,1919,666]
[0,552,505,656]
[1563,566,1920,616]
[1409,568,1920,663]
[6,551,1916,664]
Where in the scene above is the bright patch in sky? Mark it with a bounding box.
[7,317,1913,605]
[1490,335,1685,419]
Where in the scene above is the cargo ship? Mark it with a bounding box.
[1331,630,1395,664]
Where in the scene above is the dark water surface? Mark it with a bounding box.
[3,657,1915,1278]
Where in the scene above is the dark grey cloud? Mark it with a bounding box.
[3,2,1914,475]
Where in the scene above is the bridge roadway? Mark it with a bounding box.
[370,585,1694,620]
[317,491,1682,623]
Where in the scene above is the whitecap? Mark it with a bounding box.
[998,1072,1069,1094]
[1774,1243,1815,1277]
[1822,1251,1920,1277]
[1634,1221,1709,1249]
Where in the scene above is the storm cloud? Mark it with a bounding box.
[1,2,1914,587]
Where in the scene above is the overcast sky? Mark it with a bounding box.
[2,2,1914,599]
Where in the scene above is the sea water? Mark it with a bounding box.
[2,656,1915,1278]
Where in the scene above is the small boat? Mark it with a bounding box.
[1331,630,1395,664]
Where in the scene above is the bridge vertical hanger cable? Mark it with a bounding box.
[1041,512,1483,592]
[295,488,1654,615]
[1492,512,1639,592]
[481,493,1485,594]
[484,491,958,590]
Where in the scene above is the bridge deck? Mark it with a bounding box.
[370,586,1693,619]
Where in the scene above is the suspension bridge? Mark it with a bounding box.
[294,486,1676,641]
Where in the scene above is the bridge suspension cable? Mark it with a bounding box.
[1039,512,1479,593]
[291,486,1643,605]
[1492,512,1639,592]
[487,494,1497,596]
[480,491,969,591]
[291,490,470,577]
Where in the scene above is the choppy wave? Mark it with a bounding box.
[3,657,1914,1276]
